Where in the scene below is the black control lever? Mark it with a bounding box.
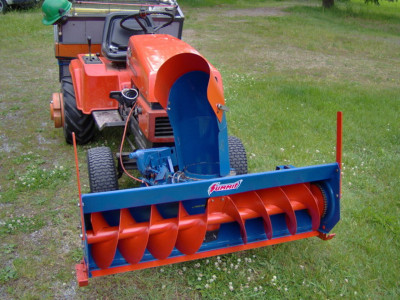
[83,36,101,64]
[87,36,92,61]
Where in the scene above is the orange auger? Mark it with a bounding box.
[74,110,342,285]
[75,163,340,286]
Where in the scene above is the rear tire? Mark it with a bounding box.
[62,76,95,145]
[228,136,248,175]
[87,147,119,193]
[0,0,8,14]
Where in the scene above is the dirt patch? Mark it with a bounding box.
[182,6,286,44]
[0,134,21,153]
[223,7,287,18]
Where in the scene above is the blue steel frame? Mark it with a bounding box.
[82,163,340,229]
[81,162,340,276]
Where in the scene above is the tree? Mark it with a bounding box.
[322,0,335,8]
[323,0,398,8]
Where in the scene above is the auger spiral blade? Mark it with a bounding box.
[118,208,149,265]
[175,202,207,255]
[90,212,119,269]
[230,191,273,240]
[79,162,340,285]
[257,187,298,236]
[146,205,179,260]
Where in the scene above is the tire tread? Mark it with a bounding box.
[228,136,248,175]
[87,147,118,193]
[62,77,95,144]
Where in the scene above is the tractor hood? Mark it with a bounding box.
[127,34,226,122]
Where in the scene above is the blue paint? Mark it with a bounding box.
[168,71,230,178]
[82,163,340,214]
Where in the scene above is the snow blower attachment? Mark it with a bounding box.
[73,36,342,285]
[64,9,341,286]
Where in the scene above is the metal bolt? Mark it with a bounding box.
[217,103,229,112]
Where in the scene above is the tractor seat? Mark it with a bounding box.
[101,12,153,62]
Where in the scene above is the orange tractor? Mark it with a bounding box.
[44,0,341,286]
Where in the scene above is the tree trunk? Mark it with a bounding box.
[322,0,334,8]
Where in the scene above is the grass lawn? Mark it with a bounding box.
[0,0,399,298]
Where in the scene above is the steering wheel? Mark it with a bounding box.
[120,9,175,34]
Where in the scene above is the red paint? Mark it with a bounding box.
[90,231,319,278]
[69,56,129,114]
[75,260,89,287]
[86,183,325,272]
[336,111,343,169]
[336,111,343,196]
[72,133,85,241]
[318,232,336,240]
[128,34,225,122]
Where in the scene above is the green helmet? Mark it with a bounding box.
[42,0,72,26]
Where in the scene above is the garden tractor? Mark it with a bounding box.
[43,0,342,286]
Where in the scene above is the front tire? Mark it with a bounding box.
[62,76,95,144]
[228,136,248,175]
[87,147,119,193]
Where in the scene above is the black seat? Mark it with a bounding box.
[101,12,153,62]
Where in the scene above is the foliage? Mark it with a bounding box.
[0,215,46,236]
[0,266,18,284]
[365,0,398,5]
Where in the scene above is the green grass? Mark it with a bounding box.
[1,1,399,298]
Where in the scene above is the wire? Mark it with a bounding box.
[119,104,148,186]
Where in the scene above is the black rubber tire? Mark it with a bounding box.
[87,147,119,193]
[228,136,248,175]
[62,76,95,145]
[0,0,8,14]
